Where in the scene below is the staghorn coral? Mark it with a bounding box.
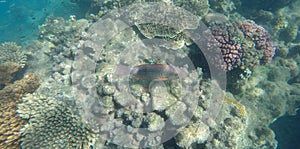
[0,72,40,149]
[0,42,27,68]
[17,93,92,149]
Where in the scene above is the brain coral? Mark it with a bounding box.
[17,93,92,149]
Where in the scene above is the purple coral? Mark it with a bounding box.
[241,20,276,64]
[205,20,275,72]
[209,22,244,71]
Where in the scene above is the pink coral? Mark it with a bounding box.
[208,22,245,71]
[240,20,276,64]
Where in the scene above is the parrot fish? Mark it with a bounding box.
[115,63,186,81]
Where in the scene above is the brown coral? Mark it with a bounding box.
[0,62,20,86]
[0,72,40,148]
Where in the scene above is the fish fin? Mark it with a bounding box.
[114,65,131,76]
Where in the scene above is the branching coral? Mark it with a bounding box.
[0,72,40,149]
[204,17,275,75]
[241,20,276,64]
[0,42,27,68]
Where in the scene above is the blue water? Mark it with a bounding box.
[0,0,85,45]
[270,110,300,149]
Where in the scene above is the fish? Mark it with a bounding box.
[115,63,187,81]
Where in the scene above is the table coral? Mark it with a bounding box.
[0,72,40,149]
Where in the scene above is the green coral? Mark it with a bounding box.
[0,42,27,68]
[17,93,92,149]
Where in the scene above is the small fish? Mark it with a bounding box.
[115,64,186,81]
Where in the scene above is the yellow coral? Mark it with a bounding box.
[0,72,40,148]
[224,97,246,117]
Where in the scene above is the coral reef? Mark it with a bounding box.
[239,0,295,12]
[224,97,246,117]
[0,73,40,105]
[0,71,40,149]
[72,5,224,147]
[203,16,276,76]
[241,20,276,64]
[39,16,89,45]
[209,0,236,14]
[7,0,299,148]
[175,122,209,148]
[206,20,245,71]
[172,0,209,16]
[76,0,209,18]
[0,62,20,86]
[193,92,248,148]
[0,42,27,68]
[136,24,193,49]
[18,93,92,149]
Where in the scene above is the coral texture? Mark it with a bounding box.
[18,93,92,149]
[241,20,276,64]
[0,62,20,86]
[208,21,245,71]
[0,42,27,68]
[0,72,40,149]
[204,18,275,72]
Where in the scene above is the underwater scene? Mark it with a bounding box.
[0,0,299,149]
